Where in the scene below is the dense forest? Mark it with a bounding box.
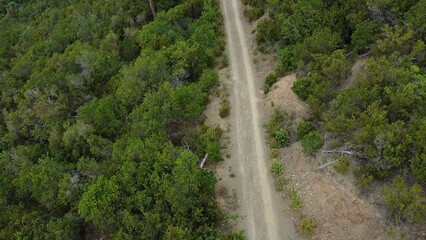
[244,0,426,225]
[0,0,236,239]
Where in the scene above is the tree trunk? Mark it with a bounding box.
[149,0,156,18]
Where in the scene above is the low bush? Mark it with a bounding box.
[266,108,291,134]
[274,176,288,192]
[333,156,350,175]
[244,7,264,22]
[383,176,426,224]
[277,46,299,75]
[270,148,279,158]
[219,99,230,118]
[273,128,290,147]
[301,131,323,155]
[264,72,278,94]
[222,231,246,240]
[270,161,284,178]
[286,187,303,210]
[356,173,374,192]
[298,215,317,236]
[296,120,314,140]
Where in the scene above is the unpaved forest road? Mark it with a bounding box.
[220,0,297,239]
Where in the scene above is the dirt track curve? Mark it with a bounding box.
[220,0,297,239]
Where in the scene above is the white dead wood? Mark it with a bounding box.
[199,153,208,168]
[319,160,337,169]
[322,150,354,155]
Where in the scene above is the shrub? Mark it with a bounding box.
[244,7,264,22]
[277,46,298,75]
[270,161,284,178]
[266,108,291,134]
[256,18,279,45]
[286,187,302,210]
[274,176,288,192]
[274,128,290,147]
[264,72,278,94]
[296,120,314,140]
[333,156,350,175]
[199,70,218,90]
[219,99,230,118]
[220,54,229,68]
[292,77,311,101]
[222,230,246,240]
[383,175,426,224]
[411,153,426,184]
[352,21,375,54]
[270,148,279,158]
[356,173,374,192]
[298,215,317,236]
[301,131,323,155]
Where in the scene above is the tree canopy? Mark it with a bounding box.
[0,0,228,238]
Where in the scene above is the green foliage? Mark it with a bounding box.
[244,7,264,22]
[78,175,120,228]
[14,156,67,210]
[287,187,303,210]
[199,69,219,90]
[264,72,278,93]
[221,231,246,240]
[356,172,375,192]
[256,18,279,45]
[333,156,350,175]
[383,176,426,224]
[299,28,341,62]
[270,161,284,178]
[257,0,426,229]
[267,108,292,148]
[273,128,291,148]
[406,0,426,38]
[352,21,376,53]
[277,46,299,75]
[296,120,314,140]
[412,153,426,184]
[292,73,324,101]
[301,131,323,156]
[298,215,317,236]
[77,96,124,138]
[0,0,225,238]
[219,99,231,118]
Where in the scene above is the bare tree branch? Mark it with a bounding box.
[322,150,354,155]
[319,160,337,169]
[199,154,208,168]
[149,0,156,18]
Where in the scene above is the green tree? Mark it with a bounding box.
[301,131,323,155]
[383,176,426,224]
[352,21,375,53]
[296,120,315,140]
[77,96,124,137]
[78,175,120,229]
[13,156,67,210]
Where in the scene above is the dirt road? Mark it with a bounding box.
[220,0,297,239]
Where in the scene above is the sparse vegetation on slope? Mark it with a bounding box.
[247,0,426,229]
